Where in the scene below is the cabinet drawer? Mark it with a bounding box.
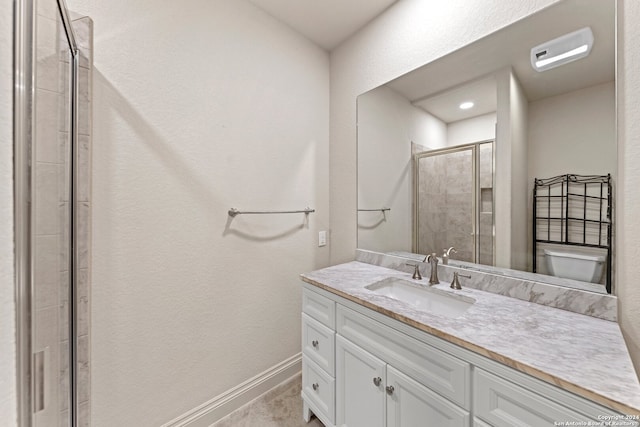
[303,313,335,376]
[337,305,470,409]
[474,368,592,426]
[302,356,335,424]
[303,288,336,329]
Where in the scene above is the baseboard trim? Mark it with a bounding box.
[162,353,302,427]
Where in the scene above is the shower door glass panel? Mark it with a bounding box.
[33,2,73,426]
[415,148,475,262]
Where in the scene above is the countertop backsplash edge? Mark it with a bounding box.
[355,249,618,321]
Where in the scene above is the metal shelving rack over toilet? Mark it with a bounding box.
[533,174,612,293]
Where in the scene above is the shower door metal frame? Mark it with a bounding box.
[475,140,496,267]
[13,0,80,425]
[14,0,35,423]
[412,140,495,263]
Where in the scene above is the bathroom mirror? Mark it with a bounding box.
[357,0,616,294]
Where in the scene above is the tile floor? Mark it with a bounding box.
[211,374,325,427]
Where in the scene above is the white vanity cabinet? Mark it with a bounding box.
[301,285,630,427]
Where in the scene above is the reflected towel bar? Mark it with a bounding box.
[228,207,315,217]
[358,208,391,212]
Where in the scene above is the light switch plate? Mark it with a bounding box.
[318,231,327,247]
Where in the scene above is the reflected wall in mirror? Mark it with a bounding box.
[357,0,616,294]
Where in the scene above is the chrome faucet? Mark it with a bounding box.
[442,247,457,265]
[424,253,439,285]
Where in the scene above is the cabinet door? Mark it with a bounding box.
[473,418,492,427]
[336,335,386,427]
[387,366,469,427]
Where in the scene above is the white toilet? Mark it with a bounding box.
[543,249,606,283]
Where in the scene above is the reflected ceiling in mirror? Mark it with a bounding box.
[357,0,615,295]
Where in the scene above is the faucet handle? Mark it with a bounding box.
[450,272,471,290]
[406,263,422,280]
[425,253,438,264]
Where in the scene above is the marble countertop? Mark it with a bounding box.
[301,261,640,416]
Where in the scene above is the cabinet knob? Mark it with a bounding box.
[373,377,382,387]
[312,383,319,391]
[312,340,319,348]
[385,385,394,395]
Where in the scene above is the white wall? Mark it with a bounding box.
[410,107,448,151]
[528,81,616,182]
[66,0,329,425]
[493,69,529,271]
[0,0,16,424]
[331,0,640,373]
[494,68,513,268]
[357,85,446,253]
[447,112,496,147]
[510,73,529,271]
[617,0,640,371]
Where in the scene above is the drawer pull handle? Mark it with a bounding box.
[373,377,382,387]
[312,383,319,391]
[312,340,319,348]
[386,385,394,395]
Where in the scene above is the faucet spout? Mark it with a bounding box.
[425,253,440,285]
[442,247,457,265]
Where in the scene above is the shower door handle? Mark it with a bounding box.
[33,348,47,412]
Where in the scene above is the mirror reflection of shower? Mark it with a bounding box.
[413,141,494,265]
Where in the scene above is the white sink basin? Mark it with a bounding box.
[365,277,474,318]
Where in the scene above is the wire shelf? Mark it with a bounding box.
[532,174,612,293]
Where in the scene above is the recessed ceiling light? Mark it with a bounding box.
[531,27,594,72]
[459,101,474,110]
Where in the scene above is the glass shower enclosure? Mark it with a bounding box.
[14,0,91,425]
[413,141,494,265]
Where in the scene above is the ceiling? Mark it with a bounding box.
[386,0,614,123]
[248,0,399,50]
[413,77,497,123]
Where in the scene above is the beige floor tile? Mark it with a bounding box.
[212,375,325,427]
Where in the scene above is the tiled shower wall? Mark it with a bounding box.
[478,143,493,265]
[64,16,93,427]
[417,149,474,261]
[33,1,92,425]
[73,16,92,425]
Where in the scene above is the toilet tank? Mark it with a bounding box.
[543,249,605,283]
